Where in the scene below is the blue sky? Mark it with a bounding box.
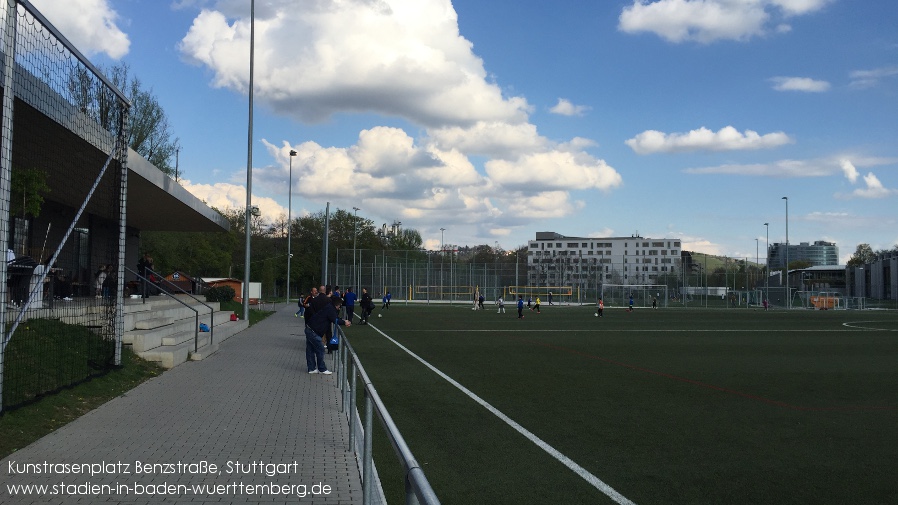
[31,0,898,262]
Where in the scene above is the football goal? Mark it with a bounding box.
[600,284,669,308]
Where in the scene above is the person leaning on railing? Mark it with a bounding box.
[304,296,350,375]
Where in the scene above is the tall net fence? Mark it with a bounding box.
[328,249,579,305]
[0,1,129,412]
[319,251,791,310]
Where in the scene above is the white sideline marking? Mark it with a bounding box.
[368,324,637,505]
[401,328,871,333]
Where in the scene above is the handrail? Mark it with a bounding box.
[335,326,441,505]
[125,266,201,353]
[145,267,215,348]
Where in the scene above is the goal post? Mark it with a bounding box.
[600,284,669,308]
[507,286,574,304]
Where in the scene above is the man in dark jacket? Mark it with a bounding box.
[305,296,350,374]
[359,288,374,324]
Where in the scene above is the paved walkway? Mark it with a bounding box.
[2,305,363,504]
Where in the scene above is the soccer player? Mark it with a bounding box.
[517,295,525,319]
[597,298,604,317]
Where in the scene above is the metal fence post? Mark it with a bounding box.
[349,361,357,452]
[363,391,374,505]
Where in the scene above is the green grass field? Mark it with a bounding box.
[344,304,898,505]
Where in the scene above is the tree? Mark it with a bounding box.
[69,63,181,176]
[10,168,50,218]
[389,228,423,251]
[847,244,876,266]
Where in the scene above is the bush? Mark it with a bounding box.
[205,285,235,303]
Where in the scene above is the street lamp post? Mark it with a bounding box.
[782,196,789,309]
[352,206,360,289]
[286,149,296,302]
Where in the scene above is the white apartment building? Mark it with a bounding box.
[527,232,682,287]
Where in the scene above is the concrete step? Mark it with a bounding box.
[134,316,175,330]
[190,319,248,361]
[140,341,191,369]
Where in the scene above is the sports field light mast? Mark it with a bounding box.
[352,206,360,289]
[782,196,789,310]
[286,149,296,302]
[242,0,255,321]
[440,228,445,301]
[764,222,769,307]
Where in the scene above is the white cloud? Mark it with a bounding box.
[178,0,530,128]
[180,180,287,220]
[618,0,832,44]
[626,126,793,154]
[849,65,898,88]
[839,159,859,183]
[842,173,898,199]
[770,0,833,16]
[549,98,590,116]
[427,121,548,159]
[769,76,830,92]
[30,0,130,58]
[486,151,622,192]
[247,124,621,234]
[685,155,898,201]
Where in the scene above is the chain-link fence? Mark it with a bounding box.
[0,1,130,412]
[318,250,784,309]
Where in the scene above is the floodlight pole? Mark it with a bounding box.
[286,149,296,302]
[783,196,789,309]
[242,0,255,321]
[440,228,445,302]
[764,222,769,307]
[352,206,360,289]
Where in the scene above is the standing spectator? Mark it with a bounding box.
[95,264,107,298]
[295,292,306,318]
[305,297,350,374]
[331,285,344,319]
[517,295,525,319]
[137,253,153,298]
[344,287,358,322]
[302,287,318,324]
[359,288,373,324]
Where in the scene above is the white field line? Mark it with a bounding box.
[368,324,637,505]
[393,329,876,332]
[842,321,897,331]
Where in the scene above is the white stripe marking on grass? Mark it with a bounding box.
[399,329,865,333]
[369,324,637,505]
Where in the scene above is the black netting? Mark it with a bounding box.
[1,0,129,411]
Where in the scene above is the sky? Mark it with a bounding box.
[29,0,898,263]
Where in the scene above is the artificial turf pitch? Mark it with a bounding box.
[345,304,898,505]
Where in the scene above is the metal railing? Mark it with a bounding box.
[145,267,215,348]
[334,327,440,505]
[125,266,202,353]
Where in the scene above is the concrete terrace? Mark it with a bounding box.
[1,305,363,504]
